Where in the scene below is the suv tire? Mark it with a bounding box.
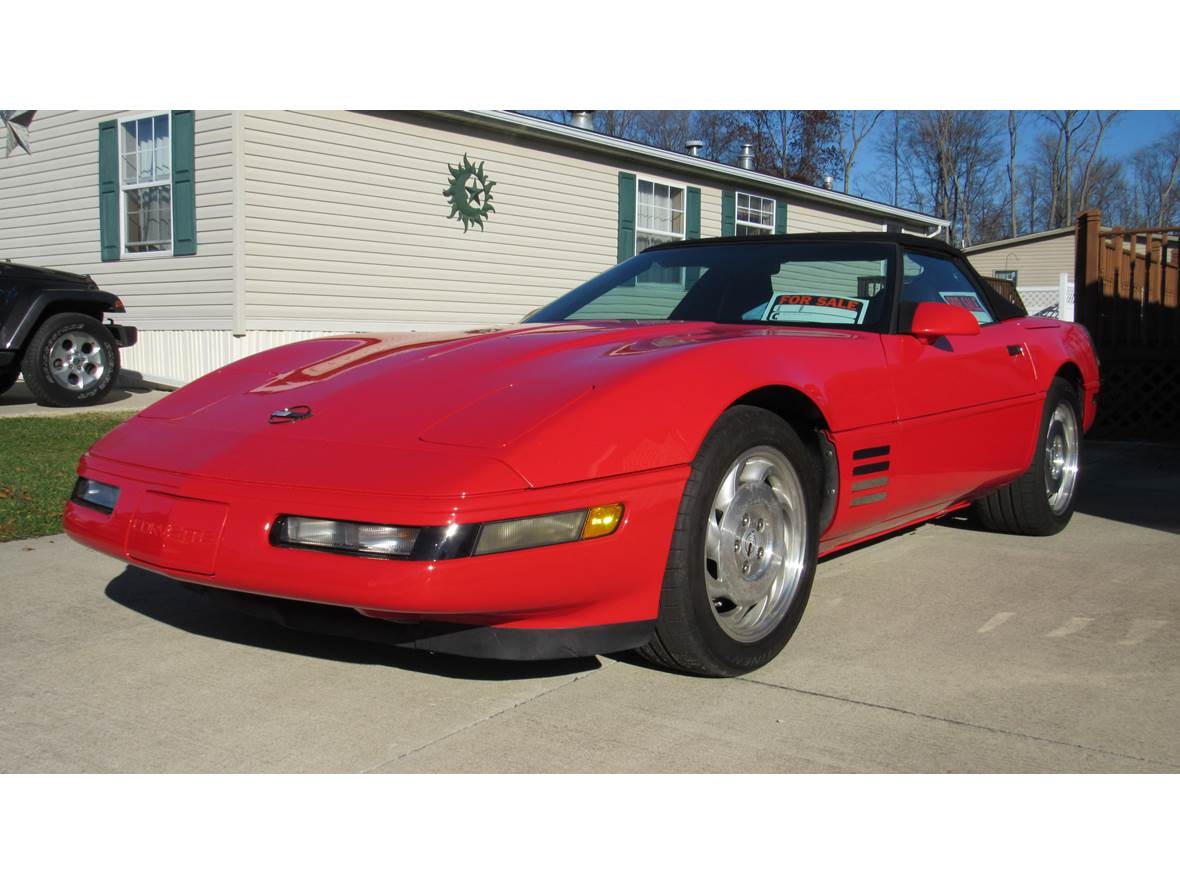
[20,312,121,407]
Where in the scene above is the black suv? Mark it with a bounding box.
[0,261,137,407]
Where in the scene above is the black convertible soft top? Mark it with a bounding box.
[644,232,1027,321]
[647,230,966,256]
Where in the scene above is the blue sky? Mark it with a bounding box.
[1089,110,1177,154]
[853,110,1179,202]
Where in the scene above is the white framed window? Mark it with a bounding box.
[118,112,173,256]
[636,176,685,252]
[635,176,688,285]
[736,192,776,236]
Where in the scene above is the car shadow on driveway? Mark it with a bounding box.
[104,566,602,682]
[1070,441,1180,534]
[934,440,1180,536]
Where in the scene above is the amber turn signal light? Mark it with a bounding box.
[581,504,624,540]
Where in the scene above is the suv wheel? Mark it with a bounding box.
[19,312,121,407]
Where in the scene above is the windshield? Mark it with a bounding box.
[529,241,895,329]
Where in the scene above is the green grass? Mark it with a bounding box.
[0,412,137,542]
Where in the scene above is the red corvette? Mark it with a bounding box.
[65,234,1099,676]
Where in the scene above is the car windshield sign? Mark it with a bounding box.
[529,241,895,329]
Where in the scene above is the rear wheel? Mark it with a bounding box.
[640,406,820,676]
[973,377,1081,536]
[19,312,120,407]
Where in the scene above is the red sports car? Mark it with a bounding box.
[65,234,1099,676]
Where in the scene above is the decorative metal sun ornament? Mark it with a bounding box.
[443,153,496,232]
[1,110,35,157]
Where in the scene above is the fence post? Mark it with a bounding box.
[1058,271,1074,321]
[1074,210,1101,332]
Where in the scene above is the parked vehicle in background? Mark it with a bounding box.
[64,233,1099,676]
[0,261,137,406]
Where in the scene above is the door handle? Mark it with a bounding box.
[1006,345,1023,356]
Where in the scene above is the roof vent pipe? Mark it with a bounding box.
[823,175,834,190]
[738,143,754,170]
[568,111,595,131]
[685,139,704,157]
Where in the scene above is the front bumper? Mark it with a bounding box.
[65,452,689,647]
[185,583,656,659]
[107,323,137,348]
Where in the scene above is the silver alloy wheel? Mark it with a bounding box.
[703,445,808,643]
[49,331,107,393]
[1044,401,1080,515]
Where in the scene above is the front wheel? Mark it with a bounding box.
[639,406,820,677]
[19,312,121,407]
[973,377,1082,536]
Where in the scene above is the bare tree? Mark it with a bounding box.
[1006,111,1024,237]
[892,111,901,206]
[1082,155,1126,223]
[739,110,841,185]
[837,110,884,195]
[1022,164,1039,232]
[1077,111,1122,212]
[902,111,1000,245]
[521,108,1171,239]
[1039,111,1090,225]
[594,110,645,142]
[693,110,743,163]
[1125,118,1180,226]
[629,111,695,153]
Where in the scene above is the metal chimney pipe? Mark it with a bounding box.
[685,139,704,157]
[739,143,754,170]
[568,111,595,131]
[823,175,834,190]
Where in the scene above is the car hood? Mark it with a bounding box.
[0,261,95,288]
[93,321,851,493]
[135,321,769,438]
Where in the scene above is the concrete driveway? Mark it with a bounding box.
[0,377,170,418]
[1,442,1176,773]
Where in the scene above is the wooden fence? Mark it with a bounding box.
[1074,210,1180,439]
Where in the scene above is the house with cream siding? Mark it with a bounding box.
[0,110,947,385]
[964,227,1076,289]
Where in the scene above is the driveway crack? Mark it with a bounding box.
[737,677,1180,770]
[360,663,611,772]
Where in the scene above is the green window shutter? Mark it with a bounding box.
[617,171,636,263]
[171,110,197,256]
[721,190,735,237]
[685,187,701,240]
[98,119,119,261]
[774,200,787,235]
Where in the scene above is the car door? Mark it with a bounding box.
[879,249,1043,519]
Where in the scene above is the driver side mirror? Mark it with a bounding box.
[909,302,980,343]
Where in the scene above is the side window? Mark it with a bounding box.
[119,113,173,255]
[900,251,996,327]
[735,193,775,236]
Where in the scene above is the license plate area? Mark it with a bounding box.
[126,492,228,575]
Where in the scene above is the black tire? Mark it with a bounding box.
[19,312,120,408]
[973,377,1082,536]
[0,364,19,398]
[639,406,821,677]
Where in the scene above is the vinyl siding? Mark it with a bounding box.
[243,111,631,329]
[966,233,1076,287]
[0,110,236,332]
[3,110,934,384]
[786,200,885,234]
